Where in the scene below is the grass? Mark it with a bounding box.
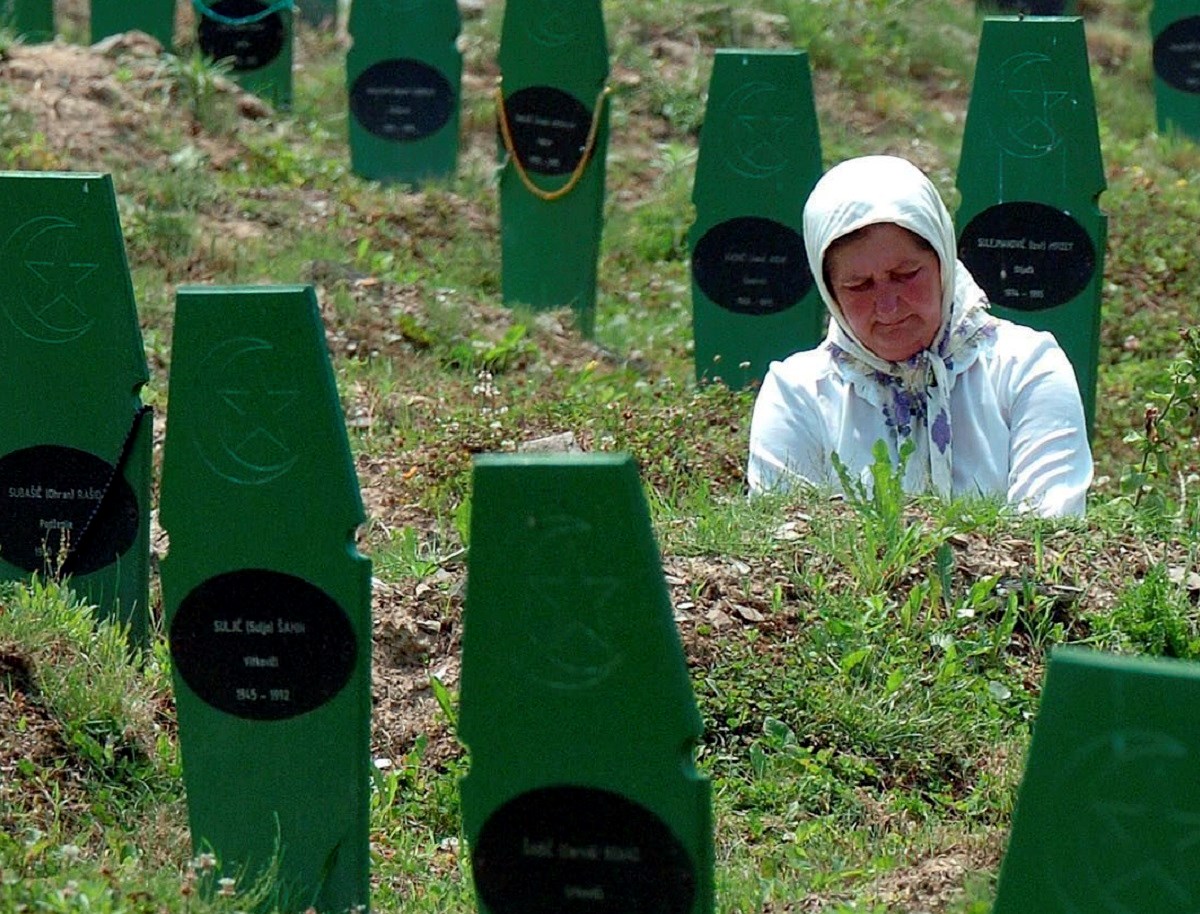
[4,0,1200,910]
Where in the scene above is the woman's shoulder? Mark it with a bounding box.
[764,344,841,385]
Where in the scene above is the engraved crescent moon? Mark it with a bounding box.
[192,337,299,486]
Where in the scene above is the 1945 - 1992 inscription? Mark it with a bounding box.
[170,568,357,720]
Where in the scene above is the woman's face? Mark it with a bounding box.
[825,223,943,362]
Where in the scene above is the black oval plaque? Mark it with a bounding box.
[350,59,455,141]
[692,216,811,316]
[0,445,139,576]
[473,785,695,914]
[1154,17,1200,95]
[197,0,286,73]
[170,569,357,721]
[957,202,1096,312]
[502,86,592,176]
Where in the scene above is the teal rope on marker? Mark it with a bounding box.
[191,0,293,25]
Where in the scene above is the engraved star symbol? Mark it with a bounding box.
[217,378,300,465]
[525,523,624,687]
[734,113,795,173]
[1004,61,1070,153]
[24,235,98,326]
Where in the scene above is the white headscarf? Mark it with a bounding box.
[803,155,996,496]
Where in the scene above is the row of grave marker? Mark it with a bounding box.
[6,169,1200,912]
[696,14,1107,439]
[2,2,1196,431]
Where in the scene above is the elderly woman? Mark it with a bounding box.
[747,155,1092,517]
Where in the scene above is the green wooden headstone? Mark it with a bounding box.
[689,49,824,390]
[160,285,371,914]
[1,0,53,41]
[295,0,336,27]
[976,0,1077,14]
[994,647,1200,912]
[91,0,176,47]
[194,0,293,110]
[460,453,714,914]
[0,172,151,646]
[496,0,610,338]
[1151,1,1200,140]
[955,16,1106,437]
[347,0,462,185]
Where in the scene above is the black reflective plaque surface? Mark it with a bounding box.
[197,0,286,73]
[692,216,811,316]
[473,785,695,914]
[0,445,138,575]
[502,86,592,176]
[170,569,357,720]
[350,59,456,141]
[1154,17,1200,94]
[958,202,1096,311]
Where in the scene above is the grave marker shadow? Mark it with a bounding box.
[496,0,610,338]
[347,0,462,185]
[460,453,714,914]
[194,0,294,110]
[689,49,824,390]
[160,285,371,913]
[1151,1,1200,140]
[955,15,1106,437]
[0,172,151,646]
[994,647,1200,913]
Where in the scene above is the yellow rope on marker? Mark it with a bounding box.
[494,81,612,203]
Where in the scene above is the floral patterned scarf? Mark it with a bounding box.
[803,156,997,496]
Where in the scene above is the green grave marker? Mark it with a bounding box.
[955,15,1106,436]
[0,172,151,646]
[91,0,176,48]
[1,0,53,41]
[193,0,293,110]
[994,647,1200,913]
[295,0,336,27]
[1151,1,1200,140]
[160,285,371,913]
[496,0,610,337]
[347,0,462,185]
[688,49,824,390]
[460,453,714,914]
[976,0,1077,14]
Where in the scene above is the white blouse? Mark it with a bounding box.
[747,319,1093,517]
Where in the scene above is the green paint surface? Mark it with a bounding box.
[160,285,371,913]
[91,0,176,47]
[295,0,336,26]
[956,16,1105,437]
[1,0,53,40]
[689,49,824,390]
[995,647,1200,913]
[460,454,713,914]
[0,172,150,645]
[347,0,462,185]
[496,0,609,337]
